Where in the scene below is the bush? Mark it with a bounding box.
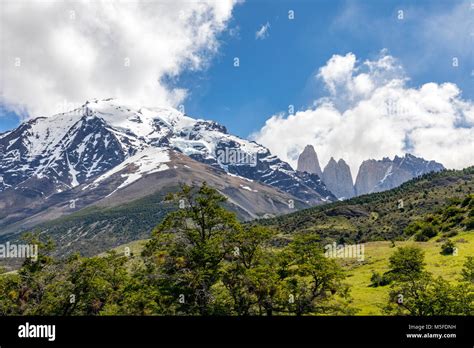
[414,232,428,242]
[405,221,438,241]
[461,257,474,283]
[464,217,474,231]
[388,246,425,281]
[444,230,458,238]
[369,272,391,287]
[461,196,472,208]
[440,240,456,255]
[443,206,463,220]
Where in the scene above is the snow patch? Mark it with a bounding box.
[240,184,258,193]
[227,173,254,182]
[89,147,170,191]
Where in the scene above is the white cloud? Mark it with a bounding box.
[330,2,473,95]
[252,51,474,176]
[1,0,239,118]
[318,53,357,94]
[255,22,270,40]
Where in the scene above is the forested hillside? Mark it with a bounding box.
[259,167,473,245]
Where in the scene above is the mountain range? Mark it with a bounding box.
[296,145,445,199]
[0,99,335,239]
[0,99,450,257]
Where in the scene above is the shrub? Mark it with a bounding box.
[461,196,472,208]
[442,206,463,220]
[370,272,391,287]
[405,221,438,241]
[464,217,474,231]
[388,246,425,281]
[440,240,456,255]
[444,230,458,238]
[461,257,474,283]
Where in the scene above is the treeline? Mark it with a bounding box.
[0,183,472,316]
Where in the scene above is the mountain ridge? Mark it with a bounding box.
[0,99,335,236]
[259,166,473,244]
[295,145,444,199]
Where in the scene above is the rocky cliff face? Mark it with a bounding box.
[296,145,323,178]
[354,158,393,196]
[295,145,445,199]
[322,158,355,199]
[355,154,445,195]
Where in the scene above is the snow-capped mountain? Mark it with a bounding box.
[0,99,335,236]
[0,99,333,200]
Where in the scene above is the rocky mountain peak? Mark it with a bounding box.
[338,158,348,165]
[296,145,323,178]
[355,154,444,195]
[322,157,355,200]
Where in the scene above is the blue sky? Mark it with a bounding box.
[1,0,473,137]
[176,0,473,137]
[0,107,20,133]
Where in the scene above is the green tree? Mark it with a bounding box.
[385,274,473,315]
[387,246,425,282]
[0,233,57,315]
[279,233,353,315]
[461,257,474,283]
[142,183,240,315]
[384,247,473,315]
[221,225,283,315]
[58,252,129,315]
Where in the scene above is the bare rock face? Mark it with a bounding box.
[322,158,355,199]
[354,158,393,196]
[355,154,444,196]
[297,145,323,178]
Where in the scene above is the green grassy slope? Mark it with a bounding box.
[106,168,473,314]
[341,231,473,314]
[259,167,474,245]
[106,231,473,315]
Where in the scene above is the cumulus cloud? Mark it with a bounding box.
[252,51,474,176]
[1,0,239,118]
[255,22,270,40]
